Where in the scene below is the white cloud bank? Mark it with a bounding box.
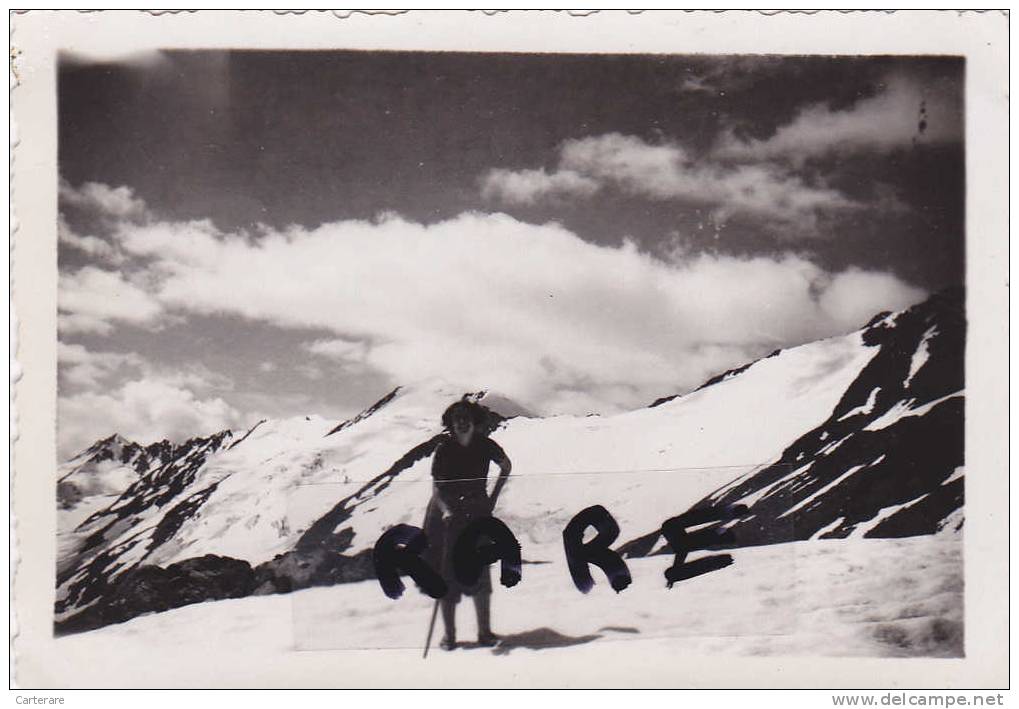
[58,343,246,457]
[482,133,858,231]
[90,209,925,419]
[59,378,245,458]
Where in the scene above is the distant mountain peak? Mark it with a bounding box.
[78,432,134,457]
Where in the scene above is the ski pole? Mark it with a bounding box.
[422,598,441,659]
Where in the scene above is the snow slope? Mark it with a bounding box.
[51,535,961,689]
[54,290,965,645]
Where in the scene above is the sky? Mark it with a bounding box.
[56,50,964,457]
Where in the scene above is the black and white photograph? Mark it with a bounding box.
[10,10,1009,691]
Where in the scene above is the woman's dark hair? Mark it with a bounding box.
[441,400,493,432]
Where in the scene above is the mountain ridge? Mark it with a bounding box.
[54,288,965,635]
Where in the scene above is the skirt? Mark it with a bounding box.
[422,492,493,602]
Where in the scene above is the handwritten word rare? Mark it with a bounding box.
[372,504,745,599]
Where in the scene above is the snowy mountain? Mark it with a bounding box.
[55,289,965,639]
[622,287,965,554]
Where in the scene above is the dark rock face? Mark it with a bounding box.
[678,288,965,548]
[55,555,256,635]
[56,481,85,510]
[326,386,401,436]
[253,545,375,595]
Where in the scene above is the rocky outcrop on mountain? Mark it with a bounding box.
[326,387,401,436]
[56,555,256,635]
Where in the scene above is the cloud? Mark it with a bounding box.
[105,210,926,418]
[57,343,244,458]
[679,74,715,94]
[226,389,358,429]
[816,268,927,331]
[482,133,857,230]
[58,266,165,335]
[480,168,600,204]
[305,338,368,360]
[58,342,232,392]
[303,338,372,374]
[480,70,961,229]
[155,364,235,393]
[716,72,963,162]
[59,179,148,219]
[58,342,144,389]
[59,377,246,459]
[58,178,152,265]
[57,179,166,333]
[295,363,326,380]
[58,214,125,264]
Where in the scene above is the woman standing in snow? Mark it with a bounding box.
[419,400,512,651]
